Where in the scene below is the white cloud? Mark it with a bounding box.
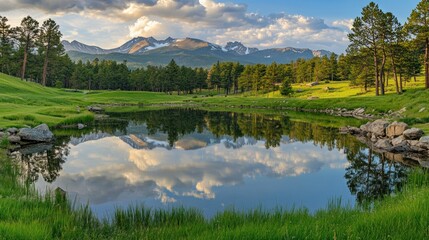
[331,19,354,31]
[0,0,351,52]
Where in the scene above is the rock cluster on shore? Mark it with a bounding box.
[340,120,429,159]
[0,124,54,148]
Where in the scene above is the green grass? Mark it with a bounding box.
[2,73,429,238]
[1,72,429,129]
[1,150,429,239]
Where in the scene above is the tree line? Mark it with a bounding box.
[347,1,428,95]
[0,15,71,86]
[2,0,429,96]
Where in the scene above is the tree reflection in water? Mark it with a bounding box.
[344,148,409,204]
[11,138,69,184]
[10,109,417,204]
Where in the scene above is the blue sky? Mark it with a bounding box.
[231,0,419,23]
[0,0,422,53]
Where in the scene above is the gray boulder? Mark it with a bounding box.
[7,127,19,134]
[18,124,54,142]
[391,142,410,153]
[360,122,371,132]
[420,136,429,144]
[369,120,390,137]
[8,135,21,143]
[403,128,424,140]
[386,122,408,138]
[392,135,405,146]
[77,123,85,130]
[87,106,104,113]
[353,108,365,115]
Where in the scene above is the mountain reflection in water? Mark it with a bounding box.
[11,109,411,217]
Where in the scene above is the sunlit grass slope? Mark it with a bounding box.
[1,72,429,131]
[0,73,194,127]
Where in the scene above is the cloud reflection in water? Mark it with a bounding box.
[37,135,349,207]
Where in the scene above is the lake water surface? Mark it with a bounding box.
[12,109,411,218]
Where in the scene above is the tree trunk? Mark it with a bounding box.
[42,57,49,86]
[380,50,386,95]
[42,36,51,86]
[373,49,379,96]
[399,73,403,93]
[386,70,389,87]
[425,37,429,88]
[391,55,400,94]
[21,50,27,80]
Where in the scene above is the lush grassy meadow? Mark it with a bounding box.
[1,72,429,130]
[1,73,429,239]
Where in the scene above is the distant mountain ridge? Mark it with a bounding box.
[62,37,332,68]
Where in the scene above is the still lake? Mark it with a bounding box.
[12,109,411,218]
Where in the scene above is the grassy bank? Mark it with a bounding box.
[1,73,429,239]
[1,73,429,130]
[1,151,428,239]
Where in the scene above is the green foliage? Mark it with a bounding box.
[0,135,9,148]
[280,77,293,96]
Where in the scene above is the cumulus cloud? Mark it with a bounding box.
[0,0,157,12]
[0,0,351,52]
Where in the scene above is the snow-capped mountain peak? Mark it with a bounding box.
[224,41,259,55]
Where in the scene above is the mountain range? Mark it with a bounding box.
[62,37,332,68]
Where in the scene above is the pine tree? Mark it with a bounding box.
[165,59,180,94]
[13,16,39,80]
[39,19,63,86]
[406,0,429,88]
[348,2,384,95]
[0,16,13,74]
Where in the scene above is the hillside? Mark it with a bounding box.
[63,37,332,68]
[1,73,428,132]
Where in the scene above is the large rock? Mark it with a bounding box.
[374,139,393,150]
[18,124,54,142]
[406,140,429,150]
[386,122,409,138]
[420,136,429,144]
[392,135,405,146]
[7,127,19,134]
[369,120,390,137]
[87,106,104,113]
[403,128,424,140]
[360,122,371,132]
[8,135,21,143]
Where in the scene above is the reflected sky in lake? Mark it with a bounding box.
[28,109,411,218]
[36,129,353,218]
